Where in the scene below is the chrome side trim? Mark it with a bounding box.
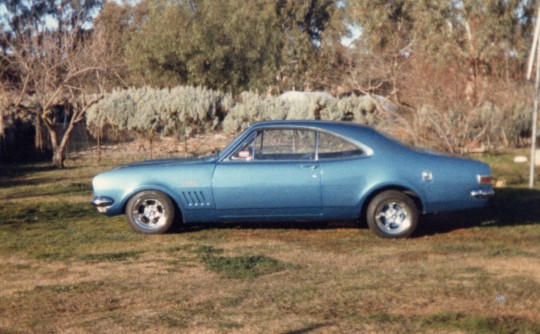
[470,189,495,199]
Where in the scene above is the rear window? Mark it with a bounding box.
[318,132,365,160]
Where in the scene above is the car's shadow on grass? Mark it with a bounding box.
[180,219,360,234]
[417,187,540,236]
[179,187,540,237]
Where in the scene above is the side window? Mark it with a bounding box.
[228,129,316,161]
[229,134,256,161]
[255,129,315,160]
[318,132,365,160]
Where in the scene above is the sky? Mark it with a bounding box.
[0,1,99,32]
[341,24,362,48]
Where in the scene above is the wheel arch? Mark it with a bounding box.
[360,185,424,220]
[120,185,185,220]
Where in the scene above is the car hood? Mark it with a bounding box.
[114,157,212,170]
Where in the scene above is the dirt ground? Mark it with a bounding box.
[72,132,235,162]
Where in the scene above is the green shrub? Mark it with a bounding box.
[415,102,532,153]
[86,85,532,153]
[222,91,380,133]
[87,86,233,139]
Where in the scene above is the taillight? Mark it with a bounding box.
[478,175,493,185]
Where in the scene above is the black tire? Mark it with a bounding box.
[366,190,418,238]
[125,190,177,234]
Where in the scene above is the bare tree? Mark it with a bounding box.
[0,0,115,168]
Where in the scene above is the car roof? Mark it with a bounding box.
[243,120,408,154]
[249,120,367,131]
[251,120,373,137]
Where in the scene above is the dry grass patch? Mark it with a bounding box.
[1,153,540,333]
[1,231,539,333]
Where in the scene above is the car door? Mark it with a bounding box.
[317,131,372,220]
[212,128,322,219]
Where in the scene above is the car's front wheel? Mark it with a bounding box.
[125,190,177,234]
[366,190,418,238]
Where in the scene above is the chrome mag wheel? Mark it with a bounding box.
[366,190,419,238]
[374,201,412,235]
[126,191,176,234]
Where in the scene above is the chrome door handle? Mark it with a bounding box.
[302,165,318,169]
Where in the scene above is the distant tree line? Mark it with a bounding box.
[0,0,537,166]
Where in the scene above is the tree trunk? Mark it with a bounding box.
[465,58,479,106]
[44,95,102,168]
[0,108,4,159]
[45,109,80,168]
[47,126,64,168]
[52,146,66,168]
[97,124,101,162]
[149,135,153,160]
[35,115,44,150]
[54,114,81,168]
[0,108,4,140]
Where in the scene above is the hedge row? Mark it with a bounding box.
[86,85,532,152]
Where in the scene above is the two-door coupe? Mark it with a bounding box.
[91,120,494,238]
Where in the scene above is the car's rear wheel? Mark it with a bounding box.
[126,190,176,234]
[366,190,418,238]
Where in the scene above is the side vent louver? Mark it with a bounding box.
[182,191,210,207]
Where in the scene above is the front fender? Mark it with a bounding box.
[114,184,185,217]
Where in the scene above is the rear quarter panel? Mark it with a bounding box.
[412,152,492,212]
[321,141,491,217]
[341,127,492,214]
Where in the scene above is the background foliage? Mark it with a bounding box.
[1,0,539,164]
[88,85,531,154]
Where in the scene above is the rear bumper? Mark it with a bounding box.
[91,196,115,213]
[470,189,495,199]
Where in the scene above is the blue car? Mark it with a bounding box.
[91,120,494,238]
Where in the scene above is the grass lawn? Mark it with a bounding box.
[0,151,539,333]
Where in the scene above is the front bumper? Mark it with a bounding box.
[470,189,495,199]
[91,196,115,213]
